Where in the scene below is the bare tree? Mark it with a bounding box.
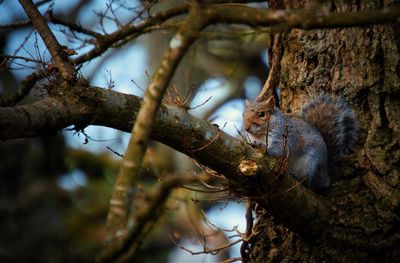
[1,0,399,262]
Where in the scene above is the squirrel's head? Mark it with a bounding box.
[243,96,275,145]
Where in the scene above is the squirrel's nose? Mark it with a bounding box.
[244,124,250,132]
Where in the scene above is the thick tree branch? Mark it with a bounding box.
[0,97,85,139]
[0,84,329,237]
[94,89,330,236]
[207,4,400,28]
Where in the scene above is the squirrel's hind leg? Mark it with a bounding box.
[289,149,330,190]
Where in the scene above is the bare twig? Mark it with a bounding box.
[0,20,31,30]
[192,123,227,152]
[48,12,103,38]
[13,29,35,57]
[189,96,213,110]
[1,54,49,66]
[107,146,124,158]
[268,177,307,198]
[73,2,190,64]
[18,0,76,80]
[201,210,238,233]
[0,0,50,30]
[163,84,193,109]
[171,235,243,256]
[181,185,227,193]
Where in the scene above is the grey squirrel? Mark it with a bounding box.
[243,94,358,190]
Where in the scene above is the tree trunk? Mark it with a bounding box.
[247,0,400,262]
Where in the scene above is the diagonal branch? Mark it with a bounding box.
[47,12,103,38]
[72,0,264,64]
[105,1,211,243]
[99,173,207,262]
[258,32,282,100]
[73,2,191,65]
[18,0,76,80]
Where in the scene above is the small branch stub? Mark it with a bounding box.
[239,159,259,176]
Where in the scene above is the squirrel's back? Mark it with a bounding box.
[301,94,358,161]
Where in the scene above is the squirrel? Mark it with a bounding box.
[243,94,358,190]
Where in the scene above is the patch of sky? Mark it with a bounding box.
[168,202,246,262]
[189,78,244,136]
[64,125,129,158]
[4,27,55,79]
[209,99,245,137]
[57,169,88,191]
[4,22,78,79]
[244,75,262,102]
[84,43,148,96]
[206,202,246,258]
[76,0,141,34]
[0,1,25,24]
[189,78,228,119]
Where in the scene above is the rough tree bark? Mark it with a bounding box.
[246,1,400,262]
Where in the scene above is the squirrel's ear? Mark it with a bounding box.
[265,96,275,110]
[245,99,251,107]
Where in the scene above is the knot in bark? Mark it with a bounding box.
[238,159,259,176]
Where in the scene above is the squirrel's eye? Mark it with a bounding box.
[257,112,266,118]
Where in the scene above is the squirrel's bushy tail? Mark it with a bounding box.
[301,94,358,161]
